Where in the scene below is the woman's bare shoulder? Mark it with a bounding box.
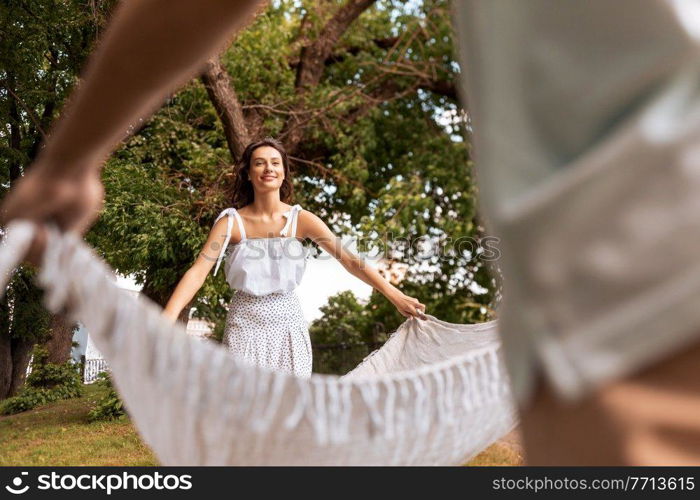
[296,207,316,224]
[297,208,334,241]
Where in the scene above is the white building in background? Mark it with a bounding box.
[71,323,88,364]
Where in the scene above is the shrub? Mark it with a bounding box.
[0,346,83,415]
[87,371,127,422]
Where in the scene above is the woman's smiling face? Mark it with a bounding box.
[249,145,285,192]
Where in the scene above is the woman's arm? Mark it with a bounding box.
[298,210,427,320]
[162,216,233,323]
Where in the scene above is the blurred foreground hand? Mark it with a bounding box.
[0,164,104,265]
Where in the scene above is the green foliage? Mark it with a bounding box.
[1,0,117,375]
[24,347,80,390]
[0,387,59,414]
[0,346,83,415]
[0,266,52,343]
[87,372,127,422]
[309,290,390,374]
[4,0,499,370]
[0,0,117,186]
[85,0,496,332]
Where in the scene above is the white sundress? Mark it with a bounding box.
[212,204,313,377]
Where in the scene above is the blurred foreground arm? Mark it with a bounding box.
[1,0,265,246]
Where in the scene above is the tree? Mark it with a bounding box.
[0,0,117,398]
[2,0,500,383]
[89,0,496,338]
[309,290,383,374]
[0,267,51,398]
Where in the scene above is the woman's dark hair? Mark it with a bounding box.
[228,137,295,208]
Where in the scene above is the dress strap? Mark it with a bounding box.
[280,204,302,238]
[212,208,245,276]
[231,210,247,240]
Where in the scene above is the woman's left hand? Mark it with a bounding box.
[389,290,427,320]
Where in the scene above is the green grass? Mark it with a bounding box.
[0,383,522,466]
[0,384,157,466]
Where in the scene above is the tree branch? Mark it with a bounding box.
[282,0,378,154]
[295,0,377,89]
[199,57,251,162]
[418,78,456,100]
[288,36,400,69]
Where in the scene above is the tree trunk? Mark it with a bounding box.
[200,57,251,162]
[0,320,35,399]
[0,282,44,400]
[281,0,378,153]
[8,337,34,397]
[0,72,36,400]
[0,332,12,399]
[7,72,23,181]
[44,312,76,364]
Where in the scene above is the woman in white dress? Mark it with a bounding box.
[162,137,427,377]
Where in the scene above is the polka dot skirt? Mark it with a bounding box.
[223,289,312,378]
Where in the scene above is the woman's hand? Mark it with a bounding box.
[389,290,427,320]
